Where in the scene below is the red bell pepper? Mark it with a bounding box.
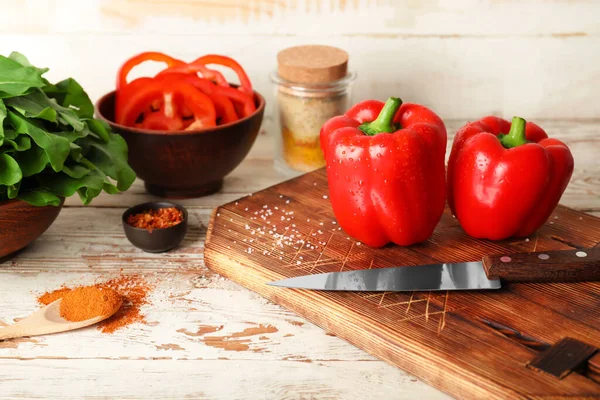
[320,97,447,247]
[447,116,574,240]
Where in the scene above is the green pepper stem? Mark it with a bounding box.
[499,116,527,148]
[359,97,402,136]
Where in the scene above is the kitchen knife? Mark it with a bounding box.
[268,248,600,292]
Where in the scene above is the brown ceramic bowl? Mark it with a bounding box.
[0,198,64,261]
[95,89,265,198]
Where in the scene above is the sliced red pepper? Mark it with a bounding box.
[118,80,216,130]
[156,72,255,118]
[192,55,253,94]
[116,52,185,124]
[141,110,184,131]
[209,84,255,117]
[115,77,155,123]
[115,52,255,129]
[210,84,255,118]
[116,52,184,90]
[155,73,238,124]
[156,63,229,88]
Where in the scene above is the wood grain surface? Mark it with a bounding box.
[204,168,600,399]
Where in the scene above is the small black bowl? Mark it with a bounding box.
[122,202,188,253]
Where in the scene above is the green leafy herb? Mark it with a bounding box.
[17,188,61,207]
[43,77,94,119]
[0,55,45,98]
[0,52,135,206]
[8,110,71,172]
[13,144,49,177]
[0,99,6,140]
[9,51,49,75]
[0,153,22,185]
[2,130,31,151]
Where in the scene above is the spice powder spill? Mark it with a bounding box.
[38,275,152,334]
[126,207,183,232]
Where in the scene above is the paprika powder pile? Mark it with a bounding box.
[59,287,121,322]
[38,275,152,333]
[447,116,574,240]
[320,97,447,247]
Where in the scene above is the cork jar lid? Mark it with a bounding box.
[277,45,349,84]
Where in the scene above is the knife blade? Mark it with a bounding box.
[268,248,600,292]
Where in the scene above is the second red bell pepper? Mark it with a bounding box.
[320,97,447,247]
[447,116,574,240]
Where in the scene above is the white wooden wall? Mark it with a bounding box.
[0,0,598,120]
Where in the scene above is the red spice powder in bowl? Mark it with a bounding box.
[126,207,184,233]
[122,202,188,253]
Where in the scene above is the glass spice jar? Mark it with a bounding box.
[270,45,356,175]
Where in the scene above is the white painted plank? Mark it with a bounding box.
[0,271,377,362]
[1,0,598,36]
[0,35,599,119]
[0,359,450,399]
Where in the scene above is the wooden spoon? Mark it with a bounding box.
[0,297,122,341]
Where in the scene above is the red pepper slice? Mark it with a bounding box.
[117,52,184,90]
[156,63,229,88]
[192,55,253,94]
[156,72,255,118]
[115,77,156,123]
[208,83,256,118]
[117,80,216,130]
[141,109,185,131]
[116,52,186,124]
[155,73,238,124]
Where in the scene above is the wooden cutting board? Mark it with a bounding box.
[204,168,600,399]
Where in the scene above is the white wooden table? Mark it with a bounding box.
[1,117,598,399]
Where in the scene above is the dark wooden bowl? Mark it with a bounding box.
[0,198,64,261]
[122,202,188,253]
[95,89,265,198]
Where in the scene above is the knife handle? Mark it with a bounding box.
[482,248,600,283]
